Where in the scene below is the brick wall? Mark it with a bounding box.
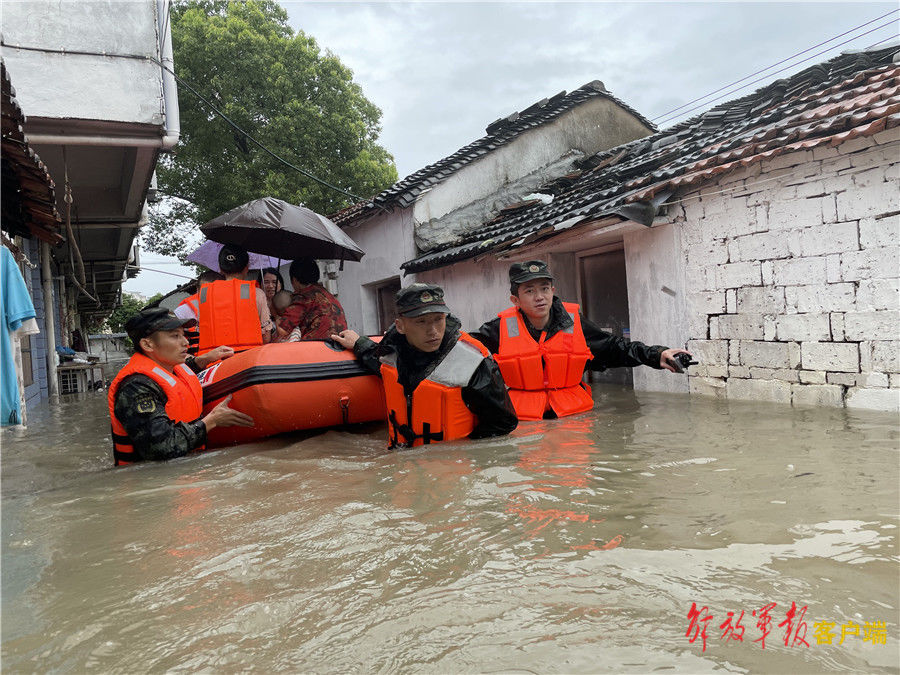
[677,128,899,411]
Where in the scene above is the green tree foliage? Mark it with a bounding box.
[147,0,397,260]
[106,294,147,334]
[106,293,165,334]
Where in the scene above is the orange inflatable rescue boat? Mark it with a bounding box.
[198,340,385,448]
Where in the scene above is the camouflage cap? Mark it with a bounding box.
[509,260,553,285]
[396,283,451,317]
[125,307,197,344]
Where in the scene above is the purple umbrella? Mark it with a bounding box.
[186,240,284,273]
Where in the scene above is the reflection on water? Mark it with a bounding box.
[2,384,898,672]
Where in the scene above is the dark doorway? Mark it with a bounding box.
[375,277,401,334]
[579,249,632,387]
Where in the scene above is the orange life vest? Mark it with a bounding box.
[107,353,204,466]
[494,302,593,421]
[197,278,262,354]
[381,333,489,448]
[178,293,201,355]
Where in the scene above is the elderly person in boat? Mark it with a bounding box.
[331,283,517,448]
[277,258,348,341]
[108,307,254,466]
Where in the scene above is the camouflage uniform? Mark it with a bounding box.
[279,283,348,340]
[112,357,206,462]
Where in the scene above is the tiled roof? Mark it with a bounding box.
[402,46,900,274]
[330,81,656,226]
[1,60,63,244]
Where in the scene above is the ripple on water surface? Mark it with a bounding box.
[1,385,898,672]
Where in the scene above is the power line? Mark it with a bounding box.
[655,18,899,127]
[652,9,898,123]
[866,34,900,49]
[0,40,380,208]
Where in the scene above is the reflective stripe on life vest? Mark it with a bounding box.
[197,279,262,354]
[380,333,489,448]
[107,354,204,465]
[495,302,593,421]
[178,293,201,356]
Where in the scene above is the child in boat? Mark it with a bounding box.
[271,290,297,341]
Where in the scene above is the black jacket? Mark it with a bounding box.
[469,297,667,371]
[112,355,207,463]
[352,315,518,440]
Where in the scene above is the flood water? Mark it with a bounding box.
[2,384,898,673]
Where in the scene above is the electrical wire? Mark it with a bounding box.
[866,34,900,49]
[652,9,898,124]
[152,59,375,205]
[0,40,379,207]
[655,19,899,128]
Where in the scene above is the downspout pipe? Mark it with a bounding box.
[23,2,180,150]
[41,242,59,399]
[157,0,180,150]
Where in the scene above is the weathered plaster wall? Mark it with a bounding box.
[336,208,418,335]
[624,223,690,394]
[677,128,899,411]
[417,257,512,332]
[413,97,653,252]
[2,0,164,125]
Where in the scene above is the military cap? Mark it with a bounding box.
[125,307,197,344]
[396,283,451,317]
[509,260,554,285]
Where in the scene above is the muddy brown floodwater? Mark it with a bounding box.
[1,384,898,672]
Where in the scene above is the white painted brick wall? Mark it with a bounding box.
[716,261,762,288]
[845,387,900,412]
[860,341,900,373]
[726,377,792,404]
[859,216,899,248]
[673,138,898,411]
[842,311,900,341]
[737,286,786,313]
[840,247,898,282]
[857,279,899,311]
[791,383,844,407]
[772,258,828,286]
[775,313,831,341]
[784,283,855,313]
[728,231,791,261]
[784,283,856,313]
[686,339,728,364]
[738,340,794,368]
[801,342,859,372]
[710,314,764,339]
[797,221,859,256]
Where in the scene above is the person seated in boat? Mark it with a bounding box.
[197,244,274,354]
[108,307,255,466]
[278,257,348,341]
[271,290,296,341]
[470,260,692,421]
[331,283,518,448]
[175,270,224,356]
[261,266,285,318]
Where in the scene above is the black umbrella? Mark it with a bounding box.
[200,197,365,262]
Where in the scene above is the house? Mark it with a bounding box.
[331,81,656,335]
[1,0,178,412]
[334,45,899,411]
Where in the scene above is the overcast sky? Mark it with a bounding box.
[125,1,898,296]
